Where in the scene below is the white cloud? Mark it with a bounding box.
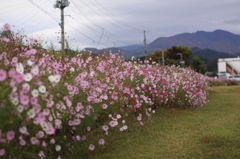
[1,0,240,49]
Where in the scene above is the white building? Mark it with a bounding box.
[218,57,240,78]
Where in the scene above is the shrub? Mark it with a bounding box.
[0,24,209,158]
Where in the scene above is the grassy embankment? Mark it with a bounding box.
[89,85,240,159]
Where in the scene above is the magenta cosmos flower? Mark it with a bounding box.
[6,130,15,141]
[3,23,10,31]
[20,94,30,105]
[0,69,7,82]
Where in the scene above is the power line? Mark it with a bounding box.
[69,0,132,46]
[0,3,32,15]
[29,0,59,23]
[64,19,98,43]
[78,0,142,33]
[145,30,156,44]
[71,0,104,30]
[15,1,50,29]
[90,0,143,32]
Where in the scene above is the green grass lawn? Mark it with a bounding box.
[88,85,240,159]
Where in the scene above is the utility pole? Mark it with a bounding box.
[144,30,147,55]
[54,0,70,53]
[162,50,165,65]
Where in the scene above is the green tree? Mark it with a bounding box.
[191,56,207,74]
[147,46,193,66]
[165,46,192,66]
[147,50,164,65]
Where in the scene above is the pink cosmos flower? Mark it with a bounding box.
[0,149,5,156]
[22,85,30,93]
[19,139,26,146]
[36,131,44,138]
[29,38,37,43]
[102,125,109,131]
[137,116,142,121]
[2,37,10,42]
[30,137,40,145]
[109,120,118,127]
[42,140,48,147]
[73,119,81,125]
[15,73,24,83]
[29,48,37,55]
[81,135,86,140]
[87,126,91,131]
[88,144,95,151]
[30,97,38,105]
[3,23,11,30]
[46,126,55,135]
[19,126,28,135]
[102,104,108,109]
[37,112,46,122]
[68,120,74,126]
[6,130,15,141]
[20,94,29,105]
[38,150,45,158]
[98,139,105,145]
[0,69,7,81]
[25,117,32,123]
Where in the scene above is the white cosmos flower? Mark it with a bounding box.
[24,73,32,81]
[22,83,30,90]
[31,89,39,97]
[55,145,61,151]
[38,85,46,93]
[48,75,55,82]
[11,97,19,106]
[48,75,61,83]
[16,63,24,74]
[70,67,75,72]
[27,109,36,118]
[116,114,121,119]
[54,75,61,83]
[31,66,39,75]
[17,105,24,113]
[27,60,34,66]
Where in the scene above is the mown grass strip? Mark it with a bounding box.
[88,85,240,159]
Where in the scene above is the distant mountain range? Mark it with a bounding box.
[85,29,240,62]
[191,47,237,59]
[148,29,240,54]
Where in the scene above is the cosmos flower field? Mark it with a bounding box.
[0,24,210,158]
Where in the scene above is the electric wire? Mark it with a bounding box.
[0,1,30,10]
[0,2,32,15]
[16,1,50,29]
[1,0,144,49]
[90,0,143,33]
[29,0,60,23]
[69,0,132,46]
[77,0,139,33]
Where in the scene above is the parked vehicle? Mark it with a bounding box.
[228,75,240,83]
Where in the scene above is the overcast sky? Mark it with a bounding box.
[1,0,240,50]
